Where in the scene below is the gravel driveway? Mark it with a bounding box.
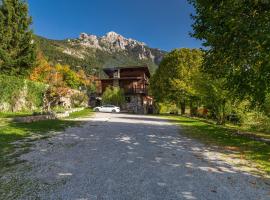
[1,113,270,200]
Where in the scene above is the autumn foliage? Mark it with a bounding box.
[30,53,93,89]
[30,54,95,111]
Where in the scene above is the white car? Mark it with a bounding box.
[94,105,120,113]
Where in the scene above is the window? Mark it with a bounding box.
[125,97,131,103]
[113,70,120,78]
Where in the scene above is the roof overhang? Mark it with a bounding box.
[103,65,151,78]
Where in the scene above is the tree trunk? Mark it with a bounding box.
[180,101,186,115]
[190,99,199,117]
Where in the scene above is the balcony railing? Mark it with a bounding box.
[124,87,148,94]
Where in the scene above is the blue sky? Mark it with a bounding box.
[27,0,202,51]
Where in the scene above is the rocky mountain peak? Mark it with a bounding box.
[36,33,166,72]
[105,31,122,40]
[78,31,146,50]
[63,31,165,66]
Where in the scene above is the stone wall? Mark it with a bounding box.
[126,95,144,114]
[13,108,85,123]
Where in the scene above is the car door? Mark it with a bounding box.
[105,105,113,112]
[109,105,115,112]
[102,105,110,112]
[100,106,106,112]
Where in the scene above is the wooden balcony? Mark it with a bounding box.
[124,87,148,95]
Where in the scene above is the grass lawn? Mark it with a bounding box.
[0,108,93,169]
[163,115,270,175]
[67,108,93,119]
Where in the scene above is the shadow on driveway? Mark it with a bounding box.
[0,113,269,200]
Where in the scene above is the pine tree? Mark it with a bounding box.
[0,0,36,76]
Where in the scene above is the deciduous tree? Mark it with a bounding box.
[151,48,203,115]
[189,0,270,104]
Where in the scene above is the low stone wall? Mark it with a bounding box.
[14,107,86,123]
[14,115,56,123]
[54,107,85,118]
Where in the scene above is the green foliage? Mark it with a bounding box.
[151,48,203,114]
[263,93,270,115]
[237,108,270,132]
[195,75,231,124]
[0,0,36,76]
[102,86,125,106]
[0,74,46,111]
[158,102,179,114]
[86,83,96,95]
[151,47,270,127]
[71,92,88,108]
[26,81,46,108]
[189,0,270,104]
[0,74,22,104]
[151,48,202,103]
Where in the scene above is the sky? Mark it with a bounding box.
[27,0,202,51]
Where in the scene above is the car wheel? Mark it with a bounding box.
[112,109,116,113]
[95,108,99,112]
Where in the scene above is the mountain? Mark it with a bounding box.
[35,31,166,74]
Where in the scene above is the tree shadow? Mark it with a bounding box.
[1,115,269,199]
[117,115,193,124]
[0,119,84,172]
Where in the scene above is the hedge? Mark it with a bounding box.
[0,75,47,111]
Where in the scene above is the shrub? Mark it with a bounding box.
[0,74,46,112]
[241,111,270,132]
[102,86,125,107]
[27,81,47,108]
[158,103,178,114]
[71,92,88,108]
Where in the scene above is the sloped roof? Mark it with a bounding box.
[103,65,150,77]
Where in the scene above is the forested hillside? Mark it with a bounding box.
[35,32,166,74]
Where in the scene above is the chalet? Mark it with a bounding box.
[99,66,153,114]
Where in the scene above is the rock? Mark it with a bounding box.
[14,115,56,123]
[13,108,85,123]
[66,31,164,65]
[79,33,100,49]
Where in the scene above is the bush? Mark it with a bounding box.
[102,86,125,107]
[241,111,270,132]
[158,103,179,114]
[0,74,47,112]
[71,92,88,108]
[27,81,47,108]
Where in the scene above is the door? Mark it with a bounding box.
[101,105,111,112]
[100,106,107,112]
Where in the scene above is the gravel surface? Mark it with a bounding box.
[1,113,270,200]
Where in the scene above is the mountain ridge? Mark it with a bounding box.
[35,31,166,74]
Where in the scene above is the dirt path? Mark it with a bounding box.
[0,113,269,200]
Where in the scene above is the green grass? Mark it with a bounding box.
[0,108,93,170]
[227,124,270,140]
[0,111,33,118]
[163,115,270,175]
[67,108,93,119]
